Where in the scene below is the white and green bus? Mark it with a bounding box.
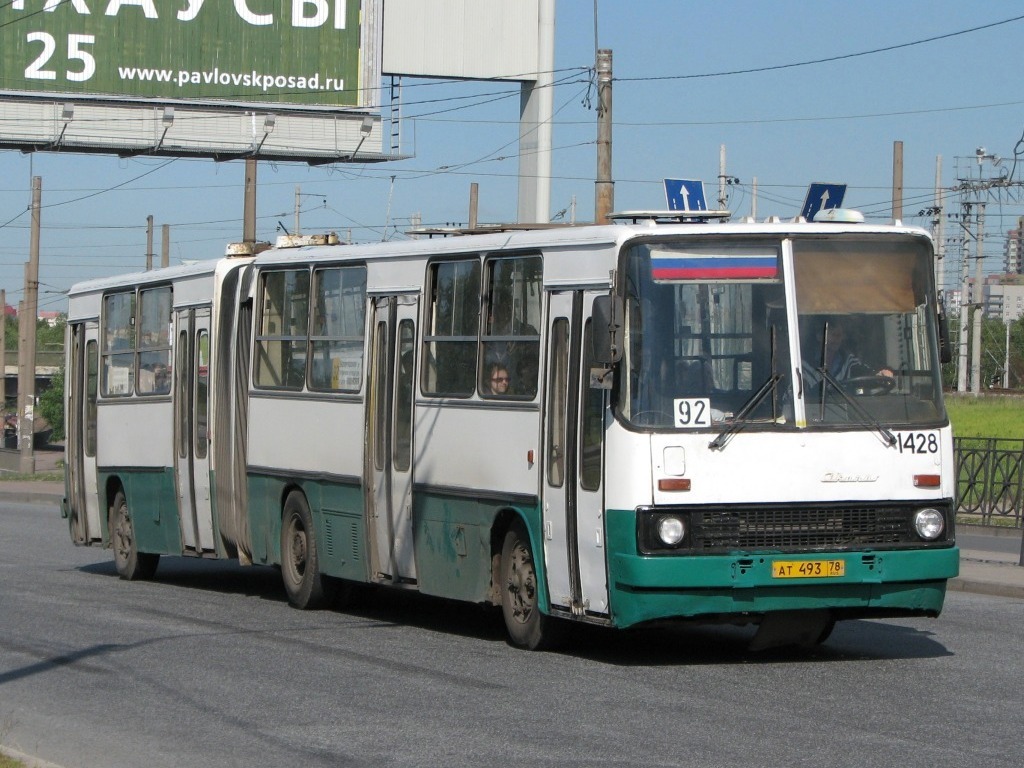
[63,212,959,650]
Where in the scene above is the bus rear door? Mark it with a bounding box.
[66,321,102,544]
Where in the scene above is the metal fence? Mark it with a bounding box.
[955,438,1024,528]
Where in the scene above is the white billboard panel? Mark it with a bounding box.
[382,0,540,81]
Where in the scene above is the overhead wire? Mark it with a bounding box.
[614,14,1024,83]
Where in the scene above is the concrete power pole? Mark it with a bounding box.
[970,203,986,394]
[956,205,971,392]
[161,224,170,269]
[146,214,154,271]
[933,156,944,298]
[718,145,727,210]
[594,49,614,224]
[243,158,257,245]
[891,141,903,222]
[468,183,479,229]
[18,176,40,473]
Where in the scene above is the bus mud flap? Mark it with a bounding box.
[748,610,833,652]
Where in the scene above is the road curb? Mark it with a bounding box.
[948,577,1024,601]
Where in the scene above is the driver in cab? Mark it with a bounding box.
[803,319,894,395]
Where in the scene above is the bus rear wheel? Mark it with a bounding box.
[280,491,333,609]
[500,522,562,650]
[109,490,159,581]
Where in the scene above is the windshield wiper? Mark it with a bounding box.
[709,373,782,451]
[817,367,897,447]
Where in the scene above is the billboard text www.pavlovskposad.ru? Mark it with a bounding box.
[2,0,363,108]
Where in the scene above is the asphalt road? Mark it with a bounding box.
[2,498,1023,768]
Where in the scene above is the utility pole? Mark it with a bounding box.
[891,140,903,222]
[970,202,986,394]
[243,158,257,246]
[468,183,479,229]
[933,156,944,297]
[956,205,971,392]
[1004,319,1011,389]
[161,224,170,268]
[718,145,727,210]
[18,176,40,473]
[295,185,302,235]
[594,48,613,224]
[146,214,154,271]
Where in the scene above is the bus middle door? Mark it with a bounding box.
[173,307,215,554]
[366,294,418,584]
[543,290,610,618]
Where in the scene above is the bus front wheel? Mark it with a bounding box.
[500,522,561,650]
[280,491,333,609]
[109,490,159,581]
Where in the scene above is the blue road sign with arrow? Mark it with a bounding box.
[801,182,847,220]
[664,179,708,211]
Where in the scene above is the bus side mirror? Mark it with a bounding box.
[938,306,952,364]
[592,295,623,364]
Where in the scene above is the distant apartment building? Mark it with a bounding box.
[983,275,1024,322]
[1005,216,1024,274]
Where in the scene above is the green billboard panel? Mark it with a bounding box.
[1,1,364,108]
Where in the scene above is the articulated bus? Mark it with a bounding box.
[63,211,959,650]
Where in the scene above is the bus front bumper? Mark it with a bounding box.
[607,546,960,629]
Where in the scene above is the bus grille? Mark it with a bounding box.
[691,505,919,551]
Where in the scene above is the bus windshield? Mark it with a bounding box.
[619,234,945,431]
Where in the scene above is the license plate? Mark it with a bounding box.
[771,559,845,578]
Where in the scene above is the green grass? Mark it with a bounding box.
[0,754,24,768]
[946,393,1024,440]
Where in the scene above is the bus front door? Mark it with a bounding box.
[366,295,418,584]
[173,307,215,555]
[66,321,101,544]
[543,290,610,618]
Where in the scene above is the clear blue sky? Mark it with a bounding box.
[1,1,1022,311]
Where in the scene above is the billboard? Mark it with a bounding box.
[3,0,364,107]
[0,0,388,161]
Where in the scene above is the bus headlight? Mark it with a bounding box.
[657,515,687,546]
[913,508,945,540]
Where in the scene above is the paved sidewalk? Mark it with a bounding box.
[5,480,1022,599]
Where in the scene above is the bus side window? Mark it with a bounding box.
[137,286,172,395]
[195,330,209,459]
[422,259,480,397]
[580,320,604,491]
[310,265,366,392]
[480,253,542,398]
[85,340,98,456]
[254,269,310,390]
[547,318,569,487]
[101,290,136,397]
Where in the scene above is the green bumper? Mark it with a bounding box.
[606,510,960,629]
